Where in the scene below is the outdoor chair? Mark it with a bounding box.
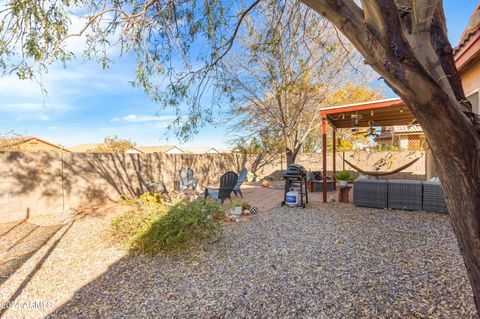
[138,172,169,199]
[233,168,247,198]
[204,171,238,204]
[179,167,199,191]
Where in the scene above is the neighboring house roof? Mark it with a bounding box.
[70,143,144,153]
[137,145,184,153]
[0,136,71,152]
[375,125,423,142]
[375,130,392,140]
[182,147,230,154]
[125,146,144,154]
[70,143,100,152]
[454,3,480,71]
[391,125,423,135]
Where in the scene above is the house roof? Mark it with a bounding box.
[375,130,392,140]
[454,3,480,71]
[182,147,231,154]
[71,143,144,153]
[136,145,183,153]
[70,143,100,152]
[392,125,423,134]
[1,136,71,152]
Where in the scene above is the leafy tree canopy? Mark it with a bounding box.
[0,0,270,139]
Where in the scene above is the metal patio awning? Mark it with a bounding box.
[320,98,415,128]
[318,97,418,203]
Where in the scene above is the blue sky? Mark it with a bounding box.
[0,0,477,149]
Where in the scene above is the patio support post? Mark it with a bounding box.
[322,117,327,203]
[332,128,336,190]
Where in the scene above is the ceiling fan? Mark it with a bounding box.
[352,121,380,137]
[351,112,363,127]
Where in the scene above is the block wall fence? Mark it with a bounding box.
[0,150,425,222]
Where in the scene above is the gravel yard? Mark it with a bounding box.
[0,204,476,318]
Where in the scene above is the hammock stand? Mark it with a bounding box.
[343,155,423,177]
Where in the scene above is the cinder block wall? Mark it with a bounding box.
[0,150,425,222]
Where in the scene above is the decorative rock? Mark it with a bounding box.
[4,203,475,318]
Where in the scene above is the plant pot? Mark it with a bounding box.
[231,206,242,216]
[339,180,348,187]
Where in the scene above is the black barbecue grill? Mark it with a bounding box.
[281,164,308,208]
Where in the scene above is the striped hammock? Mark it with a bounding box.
[343,155,423,177]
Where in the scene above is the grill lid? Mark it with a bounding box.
[285,164,306,176]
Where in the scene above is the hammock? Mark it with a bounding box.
[343,155,423,177]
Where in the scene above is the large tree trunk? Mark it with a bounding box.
[286,145,302,165]
[285,148,297,165]
[300,0,480,312]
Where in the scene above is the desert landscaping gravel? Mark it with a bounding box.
[0,203,476,318]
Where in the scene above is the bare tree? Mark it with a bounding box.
[221,2,370,164]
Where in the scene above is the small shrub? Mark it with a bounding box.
[334,171,352,181]
[112,195,224,255]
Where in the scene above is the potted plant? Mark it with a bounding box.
[334,171,352,187]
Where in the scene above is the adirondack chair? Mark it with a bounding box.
[138,172,170,199]
[233,168,247,198]
[179,167,199,191]
[204,171,238,204]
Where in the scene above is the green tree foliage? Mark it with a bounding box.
[0,0,257,139]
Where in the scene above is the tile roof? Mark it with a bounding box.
[391,125,423,134]
[454,3,480,56]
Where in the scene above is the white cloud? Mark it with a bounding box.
[0,103,68,112]
[110,114,176,123]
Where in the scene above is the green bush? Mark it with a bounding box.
[334,171,352,181]
[112,195,224,255]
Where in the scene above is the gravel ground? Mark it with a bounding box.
[0,204,476,318]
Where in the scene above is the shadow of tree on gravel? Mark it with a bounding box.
[0,221,64,287]
[0,220,74,318]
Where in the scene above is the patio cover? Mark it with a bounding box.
[318,98,416,203]
[320,98,415,128]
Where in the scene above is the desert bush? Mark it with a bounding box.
[112,194,224,255]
